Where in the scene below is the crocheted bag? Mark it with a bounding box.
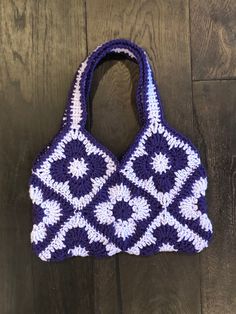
[29,39,213,261]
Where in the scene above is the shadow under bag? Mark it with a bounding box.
[29,39,213,261]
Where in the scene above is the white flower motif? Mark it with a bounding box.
[108,183,131,203]
[31,222,47,244]
[114,218,136,240]
[94,184,151,240]
[29,186,43,205]
[68,157,89,179]
[199,213,213,232]
[179,196,201,220]
[68,245,89,257]
[41,200,62,226]
[94,202,115,225]
[30,185,62,226]
[106,243,121,256]
[129,197,150,221]
[30,188,63,245]
[159,243,177,252]
[150,152,171,174]
[192,177,207,198]
[39,249,51,261]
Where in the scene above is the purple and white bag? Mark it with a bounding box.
[29,39,213,261]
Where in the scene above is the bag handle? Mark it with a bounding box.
[66,39,163,129]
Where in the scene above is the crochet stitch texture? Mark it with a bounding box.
[29,39,213,261]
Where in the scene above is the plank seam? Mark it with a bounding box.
[189,1,203,313]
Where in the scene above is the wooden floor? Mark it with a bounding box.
[0,1,235,313]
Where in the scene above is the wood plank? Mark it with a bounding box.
[193,80,236,314]
[0,1,96,313]
[86,1,201,313]
[0,1,36,312]
[191,0,236,80]
[93,257,121,314]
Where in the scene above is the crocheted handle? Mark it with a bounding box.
[66,39,162,129]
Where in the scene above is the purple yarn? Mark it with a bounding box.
[29,39,213,261]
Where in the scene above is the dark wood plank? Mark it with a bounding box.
[93,257,120,314]
[191,0,236,80]
[0,1,36,313]
[193,80,236,314]
[86,0,202,313]
[0,1,96,313]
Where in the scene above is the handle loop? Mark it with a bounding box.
[66,39,162,129]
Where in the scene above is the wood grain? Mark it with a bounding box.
[191,0,236,80]
[193,80,236,314]
[0,1,94,313]
[86,1,201,313]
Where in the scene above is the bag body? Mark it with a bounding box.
[29,39,213,261]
